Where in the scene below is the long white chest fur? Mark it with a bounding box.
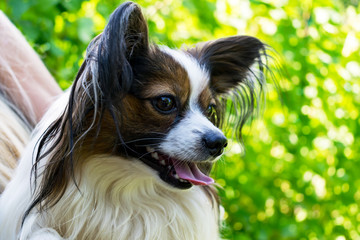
[36,156,220,240]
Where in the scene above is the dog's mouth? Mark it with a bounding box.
[140,147,214,189]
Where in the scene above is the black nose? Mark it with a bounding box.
[203,132,228,157]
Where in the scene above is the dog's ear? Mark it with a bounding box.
[188,36,265,95]
[188,36,267,141]
[97,2,149,98]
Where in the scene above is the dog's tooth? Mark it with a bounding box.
[160,160,165,165]
[174,174,180,179]
[152,152,159,160]
[146,146,155,153]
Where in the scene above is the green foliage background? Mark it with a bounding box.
[2,0,360,239]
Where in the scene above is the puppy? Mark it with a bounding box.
[0,2,268,239]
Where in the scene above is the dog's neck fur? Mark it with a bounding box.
[36,156,219,240]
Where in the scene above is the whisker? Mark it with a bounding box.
[145,131,167,136]
[121,137,163,144]
[138,151,153,159]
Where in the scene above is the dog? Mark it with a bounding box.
[0,2,268,239]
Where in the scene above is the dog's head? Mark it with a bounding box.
[31,2,267,213]
[88,2,266,189]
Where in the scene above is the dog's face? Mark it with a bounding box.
[116,46,227,189]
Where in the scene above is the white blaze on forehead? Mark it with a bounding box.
[158,48,224,163]
[160,47,210,108]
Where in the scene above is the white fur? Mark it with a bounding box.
[159,49,223,161]
[0,91,220,239]
[160,47,210,108]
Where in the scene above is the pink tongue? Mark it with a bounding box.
[172,160,214,185]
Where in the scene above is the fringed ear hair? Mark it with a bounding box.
[97,2,149,102]
[188,36,268,142]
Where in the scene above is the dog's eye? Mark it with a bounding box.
[152,96,177,114]
[207,104,216,117]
